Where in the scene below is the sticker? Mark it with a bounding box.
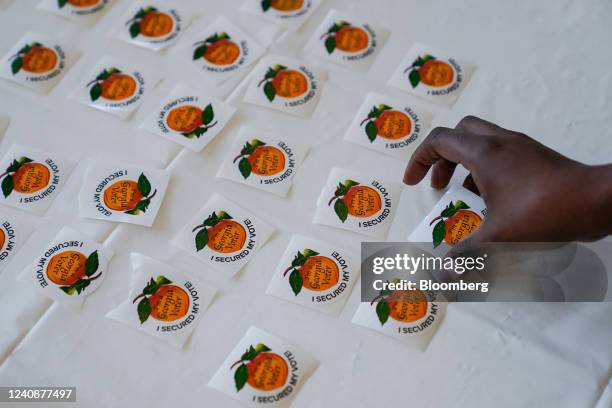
[208,326,317,407]
[352,287,445,350]
[37,0,110,24]
[0,211,33,273]
[313,168,402,239]
[387,42,476,106]
[265,235,359,316]
[140,84,236,152]
[0,144,75,214]
[78,161,170,227]
[174,194,274,277]
[240,0,322,31]
[305,10,389,71]
[106,253,216,348]
[408,185,486,253]
[74,56,161,119]
[216,126,308,197]
[114,2,187,51]
[344,92,432,159]
[244,55,326,118]
[23,226,113,307]
[183,16,265,85]
[0,32,68,93]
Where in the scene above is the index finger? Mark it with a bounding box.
[403,127,480,185]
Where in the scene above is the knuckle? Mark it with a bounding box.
[456,115,479,129]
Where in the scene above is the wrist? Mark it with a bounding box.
[581,164,612,240]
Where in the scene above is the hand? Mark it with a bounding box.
[403,116,612,245]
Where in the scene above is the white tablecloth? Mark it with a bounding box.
[0,0,611,407]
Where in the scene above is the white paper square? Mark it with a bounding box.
[73,56,161,119]
[216,126,308,197]
[344,92,433,159]
[174,194,274,277]
[265,234,360,316]
[0,210,34,273]
[313,168,402,239]
[243,55,326,118]
[22,226,114,308]
[37,0,112,24]
[352,291,445,350]
[387,42,476,106]
[140,84,236,152]
[0,144,76,215]
[180,16,266,85]
[408,185,487,255]
[78,160,170,227]
[241,0,322,31]
[113,2,189,51]
[0,32,69,93]
[106,253,216,348]
[305,10,389,71]
[208,326,317,407]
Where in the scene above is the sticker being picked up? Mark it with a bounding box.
[305,10,389,71]
[388,43,476,106]
[408,185,486,253]
[140,84,236,152]
[23,226,113,307]
[313,168,402,238]
[352,286,445,350]
[78,161,170,227]
[241,0,322,31]
[37,0,111,24]
[0,144,76,214]
[0,32,69,93]
[217,126,308,197]
[265,235,359,316]
[174,194,274,276]
[106,253,216,348]
[74,56,161,119]
[185,16,265,85]
[208,326,317,407]
[344,92,432,159]
[114,2,187,51]
[244,55,326,117]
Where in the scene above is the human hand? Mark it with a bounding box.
[403,116,612,245]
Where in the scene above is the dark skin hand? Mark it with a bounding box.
[403,116,612,248]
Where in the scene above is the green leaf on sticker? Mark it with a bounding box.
[137,173,151,197]
[260,0,271,11]
[195,228,209,251]
[409,69,421,88]
[193,45,207,60]
[440,202,456,218]
[343,179,359,189]
[129,22,141,38]
[58,0,68,8]
[142,278,159,295]
[60,286,77,295]
[334,199,348,223]
[234,363,248,392]
[289,269,303,296]
[202,104,214,125]
[11,58,22,75]
[254,343,270,353]
[376,299,390,325]
[90,83,102,101]
[155,275,172,286]
[1,175,13,198]
[432,220,446,248]
[454,200,470,210]
[302,249,319,258]
[324,36,336,54]
[263,81,276,102]
[365,121,378,142]
[137,297,151,324]
[238,157,252,179]
[72,278,91,294]
[85,251,99,276]
[241,345,257,361]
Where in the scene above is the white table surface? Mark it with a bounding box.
[0,1,611,407]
